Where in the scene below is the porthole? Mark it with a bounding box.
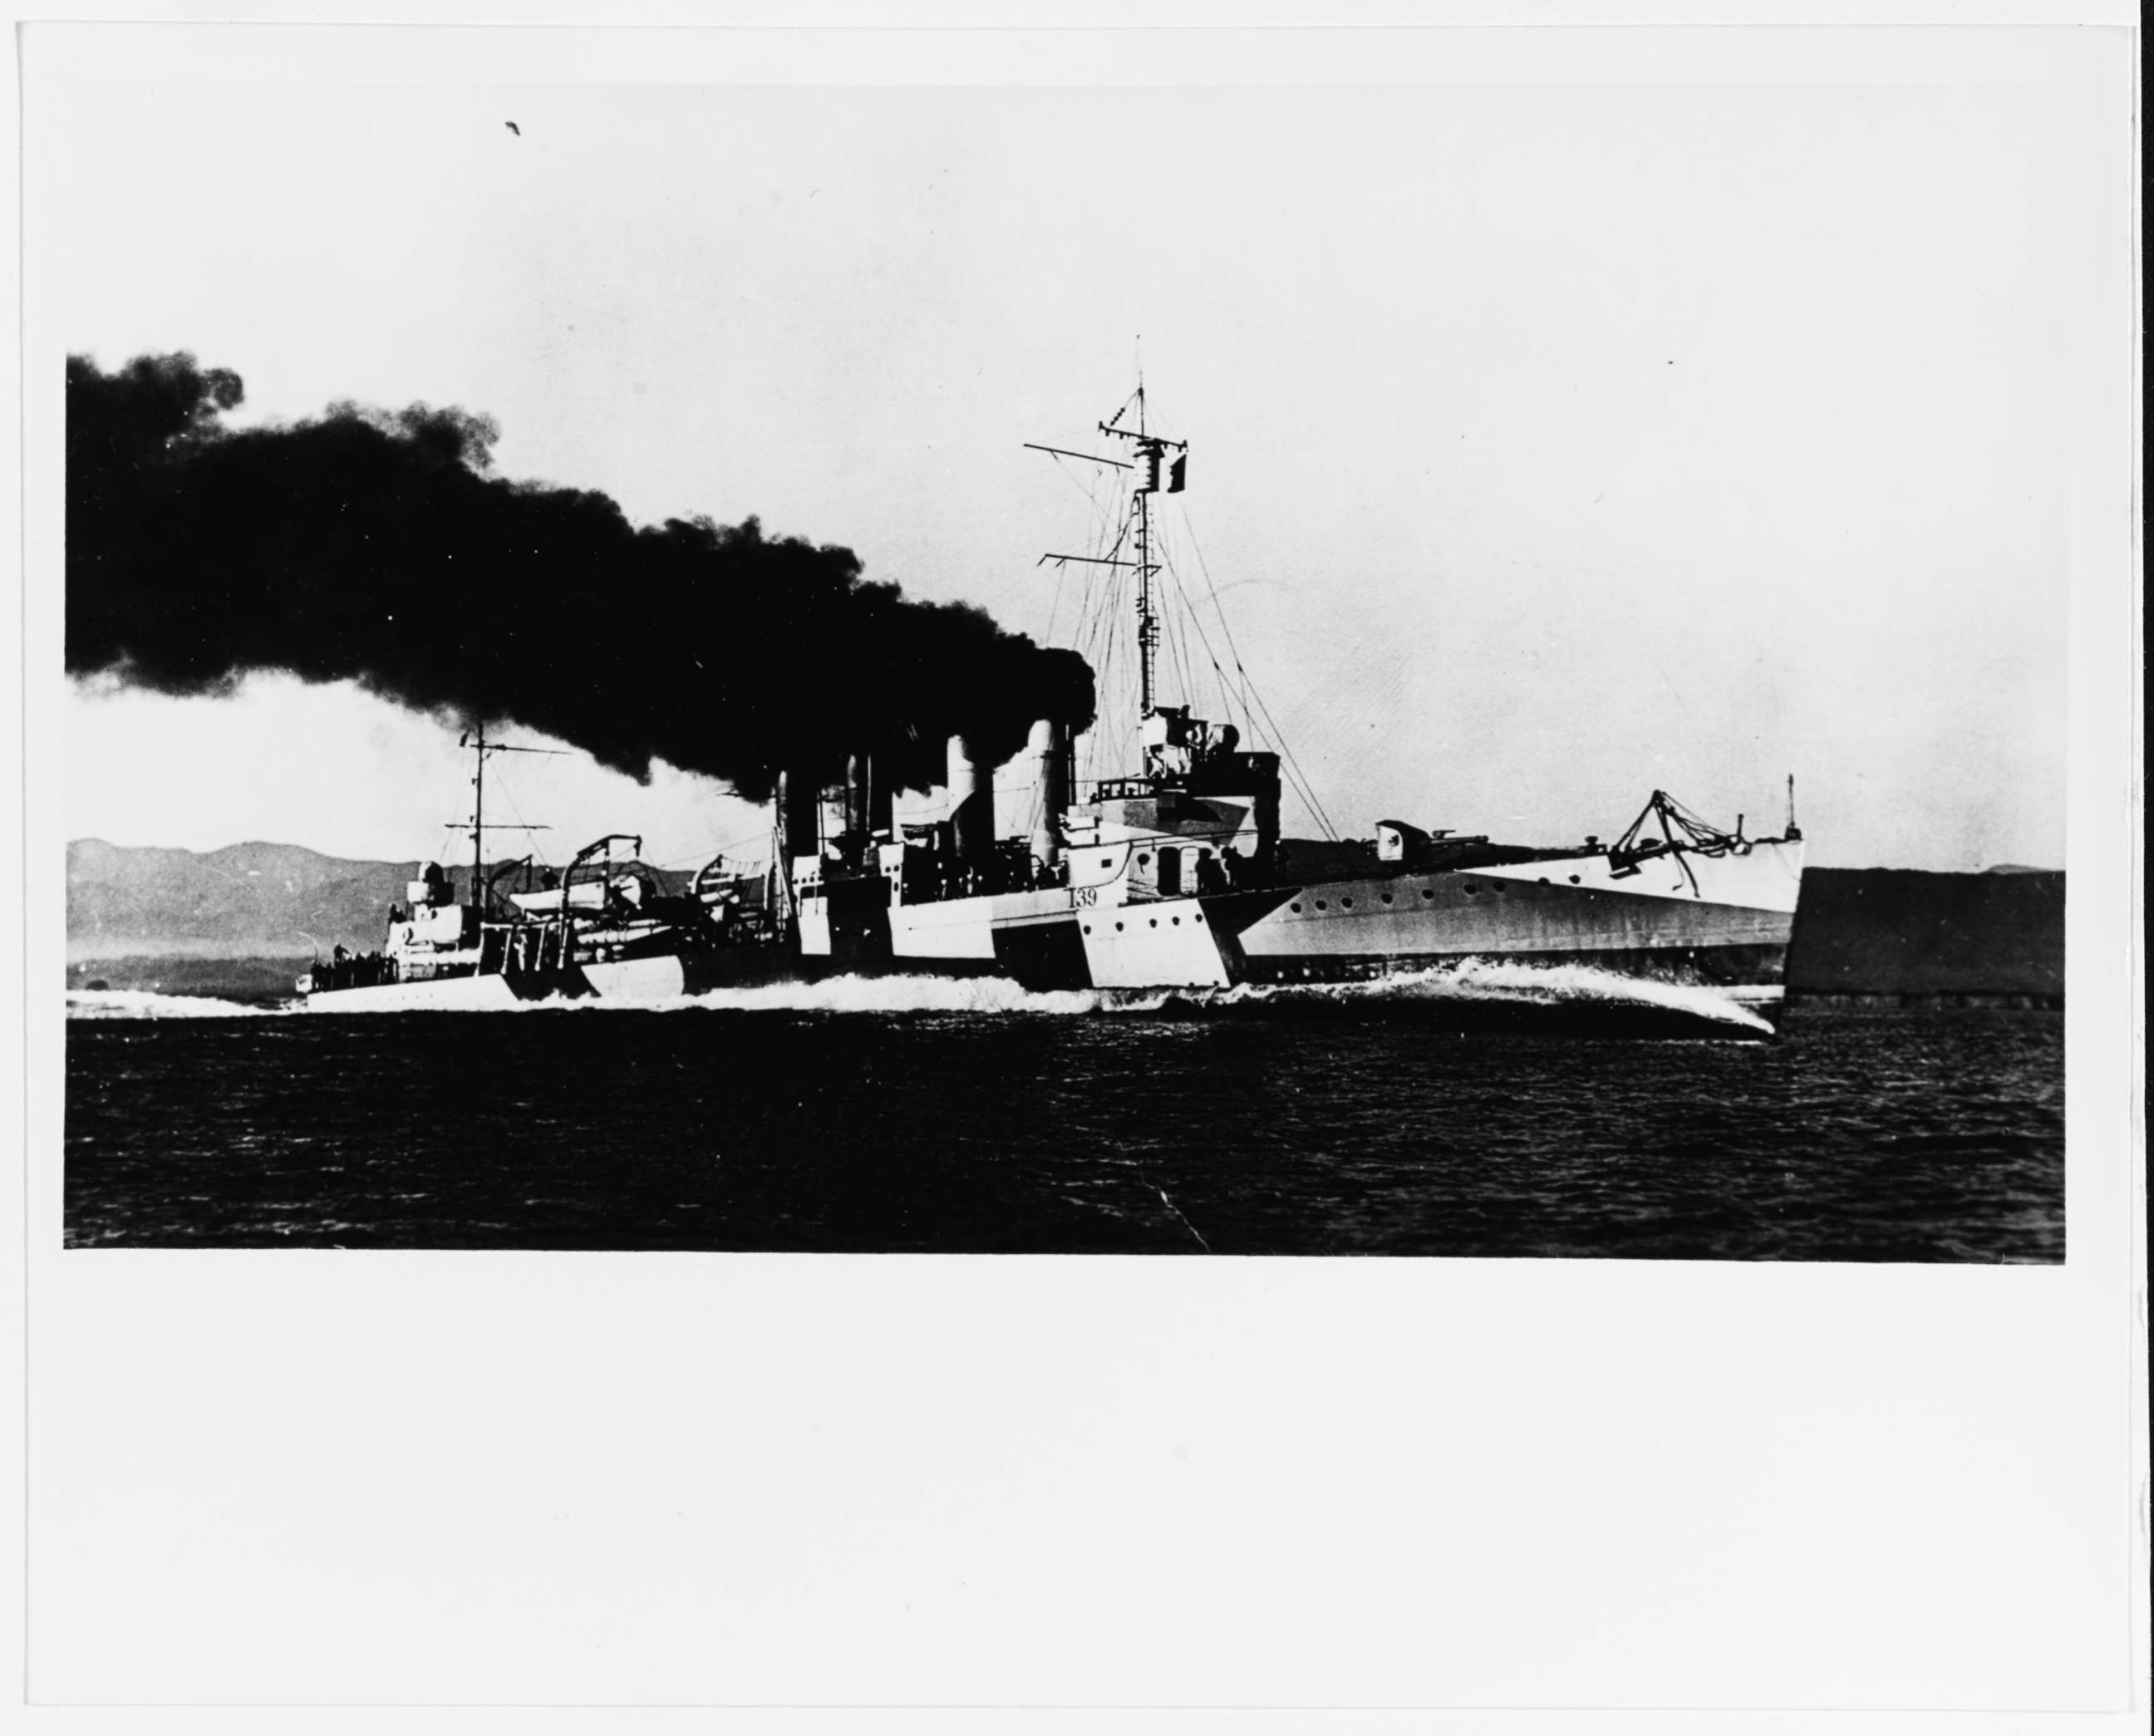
[1172,916,1181,926]
[1342,898,1354,908]
[1539,877,1550,884]
[1422,888,1434,899]
[1464,884,1479,895]
[1149,918,1158,928]
[1137,852,1150,866]
[1082,923,1092,934]
[1114,921,1124,932]
[1380,893,1393,905]
[1193,912,1203,924]
[1568,875,1581,884]
[1315,899,1328,910]
[1291,902,1302,913]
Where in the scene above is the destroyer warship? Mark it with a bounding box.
[300,383,1806,1011]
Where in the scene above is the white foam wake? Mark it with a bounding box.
[65,988,282,1020]
[536,960,1768,1028]
[62,963,1770,1030]
[543,973,1105,1017]
[1176,958,1775,1030]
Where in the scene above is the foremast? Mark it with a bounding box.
[1095,382,1186,727]
[1032,379,1281,898]
[1030,380,1190,774]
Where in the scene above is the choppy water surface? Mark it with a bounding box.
[63,970,2063,1260]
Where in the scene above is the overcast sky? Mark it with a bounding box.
[42,37,2076,871]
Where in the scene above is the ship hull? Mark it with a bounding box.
[303,843,1802,1007]
[1217,839,1804,989]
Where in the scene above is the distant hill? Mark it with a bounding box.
[66,839,694,961]
[68,839,416,959]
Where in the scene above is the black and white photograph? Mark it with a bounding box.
[53,37,2083,1261]
[15,5,2143,1723]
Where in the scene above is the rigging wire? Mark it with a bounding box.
[653,828,775,873]
[489,760,548,873]
[1157,532,1339,842]
[1173,509,1342,842]
[1077,495,1138,784]
[1089,591,1122,788]
[1149,514,1201,717]
[475,746,588,895]
[1042,534,1070,651]
[1037,400,1335,838]
[482,732,791,883]
[1040,448,1124,648]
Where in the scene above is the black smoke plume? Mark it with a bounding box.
[66,352,1094,800]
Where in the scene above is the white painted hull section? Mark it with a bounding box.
[579,955,688,1000]
[1076,897,1232,988]
[888,895,1001,961]
[888,886,1074,962]
[301,972,524,1013]
[304,952,690,1011]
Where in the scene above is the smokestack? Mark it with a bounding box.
[947,734,993,868]
[1028,717,1067,867]
[844,752,870,837]
[776,768,820,865]
[865,751,893,837]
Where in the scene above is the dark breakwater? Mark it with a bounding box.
[1787,868,2063,1000]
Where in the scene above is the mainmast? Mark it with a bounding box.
[454,722,560,909]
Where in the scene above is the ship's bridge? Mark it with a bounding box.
[1063,708,1281,902]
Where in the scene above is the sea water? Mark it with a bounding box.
[61,969,2063,1260]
